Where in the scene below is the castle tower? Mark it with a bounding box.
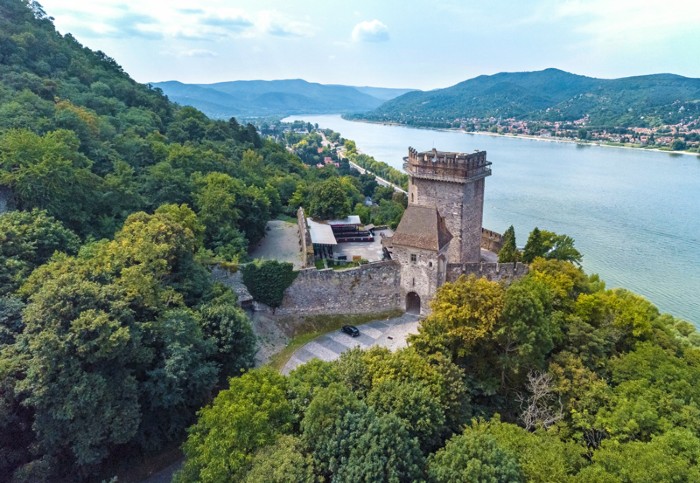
[404,147,492,265]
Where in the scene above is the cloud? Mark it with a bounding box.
[179,49,218,58]
[200,15,254,31]
[69,11,163,39]
[352,19,389,42]
[257,11,312,38]
[178,8,205,15]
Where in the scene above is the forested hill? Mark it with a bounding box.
[152,79,414,118]
[352,68,700,128]
[0,1,369,480]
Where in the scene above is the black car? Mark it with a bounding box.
[341,325,360,337]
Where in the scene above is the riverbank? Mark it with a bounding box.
[346,117,700,157]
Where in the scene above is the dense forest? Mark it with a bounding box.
[0,1,383,480]
[177,258,700,482]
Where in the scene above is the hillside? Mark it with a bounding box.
[152,79,413,118]
[353,68,700,128]
[0,1,372,480]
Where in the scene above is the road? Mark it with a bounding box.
[281,313,420,375]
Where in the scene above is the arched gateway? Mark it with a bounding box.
[406,292,421,314]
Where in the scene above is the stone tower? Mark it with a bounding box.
[404,147,491,265]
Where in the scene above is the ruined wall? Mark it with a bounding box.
[481,228,503,253]
[446,262,528,284]
[274,261,402,316]
[296,207,314,268]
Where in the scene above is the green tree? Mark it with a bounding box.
[522,227,545,262]
[428,427,523,483]
[177,368,292,483]
[485,418,584,482]
[243,435,314,483]
[333,409,425,483]
[0,129,102,235]
[307,177,359,220]
[498,225,519,263]
[197,287,256,377]
[576,429,700,482]
[0,209,80,295]
[367,379,446,452]
[301,383,363,478]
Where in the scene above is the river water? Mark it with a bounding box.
[285,114,700,325]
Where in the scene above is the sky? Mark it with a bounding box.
[38,0,700,90]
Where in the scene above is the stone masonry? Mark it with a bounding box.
[404,147,491,265]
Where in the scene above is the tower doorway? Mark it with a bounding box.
[406,292,421,314]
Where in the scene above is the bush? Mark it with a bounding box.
[242,259,298,308]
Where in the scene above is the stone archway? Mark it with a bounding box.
[406,291,421,314]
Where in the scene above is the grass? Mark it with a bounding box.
[276,213,297,223]
[267,309,403,371]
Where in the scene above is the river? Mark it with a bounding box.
[285,114,700,325]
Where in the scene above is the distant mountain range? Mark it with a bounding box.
[351,68,700,128]
[151,79,414,118]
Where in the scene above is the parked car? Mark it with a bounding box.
[341,325,360,337]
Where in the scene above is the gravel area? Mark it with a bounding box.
[249,220,303,269]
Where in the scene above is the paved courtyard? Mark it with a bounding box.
[334,228,393,262]
[281,312,420,374]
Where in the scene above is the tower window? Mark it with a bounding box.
[411,193,414,203]
[410,254,417,263]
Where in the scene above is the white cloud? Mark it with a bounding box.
[179,49,218,58]
[257,11,313,38]
[352,19,389,42]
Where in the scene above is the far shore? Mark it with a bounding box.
[346,117,700,158]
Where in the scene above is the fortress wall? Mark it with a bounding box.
[274,261,402,316]
[446,262,529,284]
[481,227,503,253]
[296,207,314,268]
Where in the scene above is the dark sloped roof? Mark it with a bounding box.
[392,204,452,251]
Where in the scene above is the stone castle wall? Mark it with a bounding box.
[274,261,402,316]
[481,228,503,253]
[391,243,448,315]
[409,177,484,265]
[446,262,529,284]
[296,207,314,268]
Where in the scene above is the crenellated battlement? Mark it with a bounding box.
[404,147,491,183]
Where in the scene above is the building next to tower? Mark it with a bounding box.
[384,147,494,315]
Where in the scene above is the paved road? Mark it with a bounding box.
[282,313,421,375]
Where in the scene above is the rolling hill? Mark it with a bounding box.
[152,79,414,118]
[351,68,700,128]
